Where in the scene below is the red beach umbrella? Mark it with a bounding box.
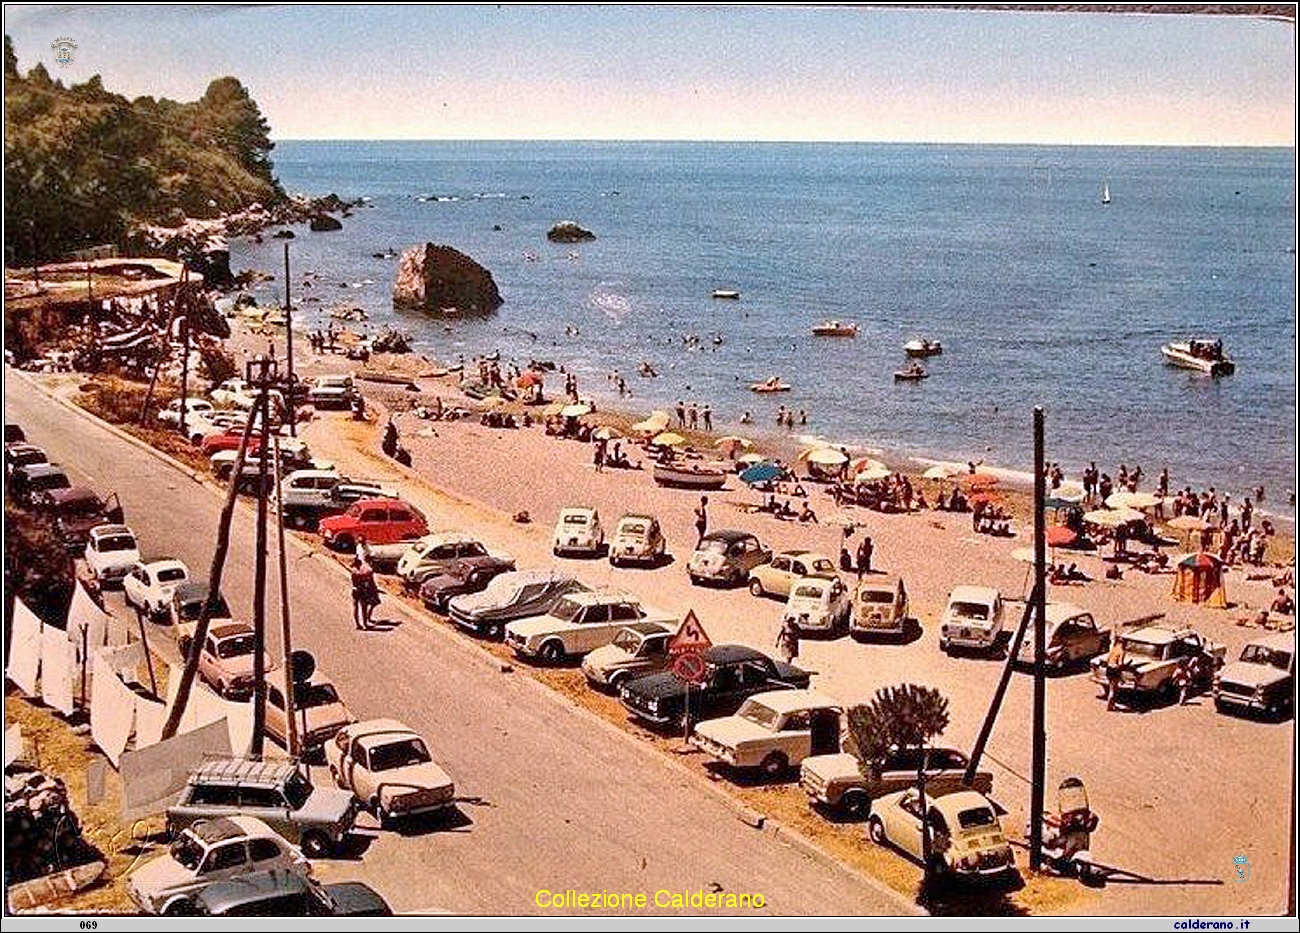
[962,472,1000,490]
[1045,526,1078,548]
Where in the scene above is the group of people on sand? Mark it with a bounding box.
[973,500,1013,537]
[755,493,818,524]
[674,400,715,432]
[593,438,640,472]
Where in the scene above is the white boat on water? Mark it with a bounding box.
[1101,181,1111,205]
[712,289,741,300]
[1161,339,1235,377]
[812,320,858,337]
[904,338,942,358]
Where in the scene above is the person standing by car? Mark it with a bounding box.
[350,552,380,630]
[856,535,873,577]
[1103,638,1127,710]
[694,496,709,546]
[776,618,800,664]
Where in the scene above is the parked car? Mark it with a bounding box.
[210,378,257,409]
[1014,602,1110,671]
[800,746,993,819]
[418,556,515,613]
[318,498,428,551]
[747,550,837,599]
[939,585,1005,654]
[83,524,141,587]
[210,440,321,485]
[448,570,589,640]
[619,644,811,731]
[158,397,216,428]
[167,758,356,858]
[4,441,46,478]
[396,531,515,588]
[1214,631,1294,719]
[504,588,672,663]
[552,506,605,557]
[10,462,71,506]
[690,690,842,777]
[36,486,123,550]
[850,575,909,639]
[169,580,234,655]
[867,789,1016,880]
[307,374,358,409]
[4,423,26,445]
[325,719,456,824]
[783,575,851,635]
[1089,624,1226,704]
[581,622,674,691]
[608,513,667,567]
[198,623,277,700]
[266,676,358,755]
[200,425,264,457]
[688,530,772,587]
[280,469,395,530]
[175,870,391,917]
[126,816,310,916]
[123,559,192,621]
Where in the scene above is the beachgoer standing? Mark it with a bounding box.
[1103,638,1127,710]
[702,405,713,432]
[689,404,699,430]
[694,496,709,546]
[776,405,785,426]
[676,401,686,427]
[351,553,378,630]
[776,619,801,664]
[856,536,873,577]
[594,438,607,472]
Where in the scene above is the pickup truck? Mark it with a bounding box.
[689,690,842,777]
[800,746,993,819]
[1090,624,1226,704]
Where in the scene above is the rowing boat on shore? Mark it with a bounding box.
[652,463,728,490]
[1161,339,1235,377]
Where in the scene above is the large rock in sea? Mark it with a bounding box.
[392,243,503,315]
[309,214,343,232]
[547,221,595,243]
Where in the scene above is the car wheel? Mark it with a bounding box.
[939,640,950,655]
[539,640,566,664]
[609,555,621,568]
[867,815,887,845]
[759,752,789,778]
[689,574,700,586]
[1158,679,1178,704]
[334,534,355,553]
[300,829,332,859]
[748,578,765,597]
[608,671,629,691]
[841,790,872,820]
[484,620,504,640]
[162,897,201,917]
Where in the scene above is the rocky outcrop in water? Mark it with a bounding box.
[309,213,343,232]
[547,221,596,243]
[391,243,503,316]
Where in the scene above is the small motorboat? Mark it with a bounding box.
[812,320,858,337]
[653,462,728,490]
[904,338,942,358]
[711,289,741,300]
[894,363,929,382]
[749,377,792,393]
[1161,338,1235,377]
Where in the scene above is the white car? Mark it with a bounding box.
[395,531,514,587]
[325,719,456,824]
[123,559,191,620]
[307,374,357,409]
[939,585,1005,654]
[504,588,672,663]
[867,789,1016,880]
[552,507,604,557]
[783,576,851,635]
[158,398,215,428]
[690,690,843,776]
[127,815,310,916]
[210,378,257,410]
[83,524,140,587]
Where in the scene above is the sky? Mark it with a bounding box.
[3,4,1295,145]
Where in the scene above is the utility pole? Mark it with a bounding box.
[1030,406,1048,871]
[178,268,190,440]
[247,356,276,760]
[271,435,299,759]
[139,287,181,426]
[283,242,297,436]
[964,582,1039,784]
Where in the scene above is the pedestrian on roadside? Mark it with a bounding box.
[856,536,873,577]
[1103,638,1127,710]
[694,495,709,546]
[776,618,801,664]
[350,550,379,630]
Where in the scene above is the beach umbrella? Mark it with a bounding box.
[543,400,568,417]
[740,462,786,486]
[806,447,849,467]
[593,426,621,441]
[855,465,892,483]
[1106,491,1163,511]
[969,490,1002,507]
[736,452,765,467]
[962,472,1000,489]
[1083,507,1143,528]
[561,403,592,418]
[1050,481,1086,503]
[651,431,687,448]
[1045,526,1079,548]
[849,456,887,475]
[1167,515,1211,531]
[516,370,544,388]
[644,410,671,429]
[923,464,957,481]
[480,396,506,409]
[715,436,753,456]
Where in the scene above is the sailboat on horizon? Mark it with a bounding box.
[1101,180,1111,205]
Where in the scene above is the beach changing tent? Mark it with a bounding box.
[1171,552,1227,608]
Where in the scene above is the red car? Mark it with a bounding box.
[200,427,263,457]
[318,497,428,551]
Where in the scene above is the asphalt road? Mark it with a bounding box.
[5,373,912,916]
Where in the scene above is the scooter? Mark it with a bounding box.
[1037,777,1102,884]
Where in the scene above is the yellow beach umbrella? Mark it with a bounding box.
[802,446,848,467]
[1106,491,1163,511]
[652,431,687,447]
[923,464,957,481]
[561,403,592,418]
[1084,507,1143,528]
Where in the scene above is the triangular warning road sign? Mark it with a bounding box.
[668,609,713,655]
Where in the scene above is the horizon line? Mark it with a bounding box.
[269,137,1297,149]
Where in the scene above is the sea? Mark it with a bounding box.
[228,141,1297,517]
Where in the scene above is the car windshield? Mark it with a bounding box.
[550,598,583,622]
[283,772,313,809]
[737,700,780,729]
[612,629,642,652]
[698,538,728,554]
[217,635,255,658]
[170,834,206,871]
[861,589,894,603]
[1240,645,1292,671]
[951,601,989,621]
[957,806,998,830]
[63,498,102,518]
[368,737,432,771]
[1122,639,1165,660]
[809,559,835,574]
[463,543,488,557]
[563,514,591,526]
[298,682,340,707]
[157,567,187,583]
[100,535,136,552]
[620,521,648,536]
[792,584,826,599]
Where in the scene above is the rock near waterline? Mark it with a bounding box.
[391,243,503,316]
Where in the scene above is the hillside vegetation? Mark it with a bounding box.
[4,35,283,261]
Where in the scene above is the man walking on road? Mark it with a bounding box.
[776,618,801,664]
[694,496,709,546]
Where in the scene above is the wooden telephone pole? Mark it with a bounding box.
[246,356,277,760]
